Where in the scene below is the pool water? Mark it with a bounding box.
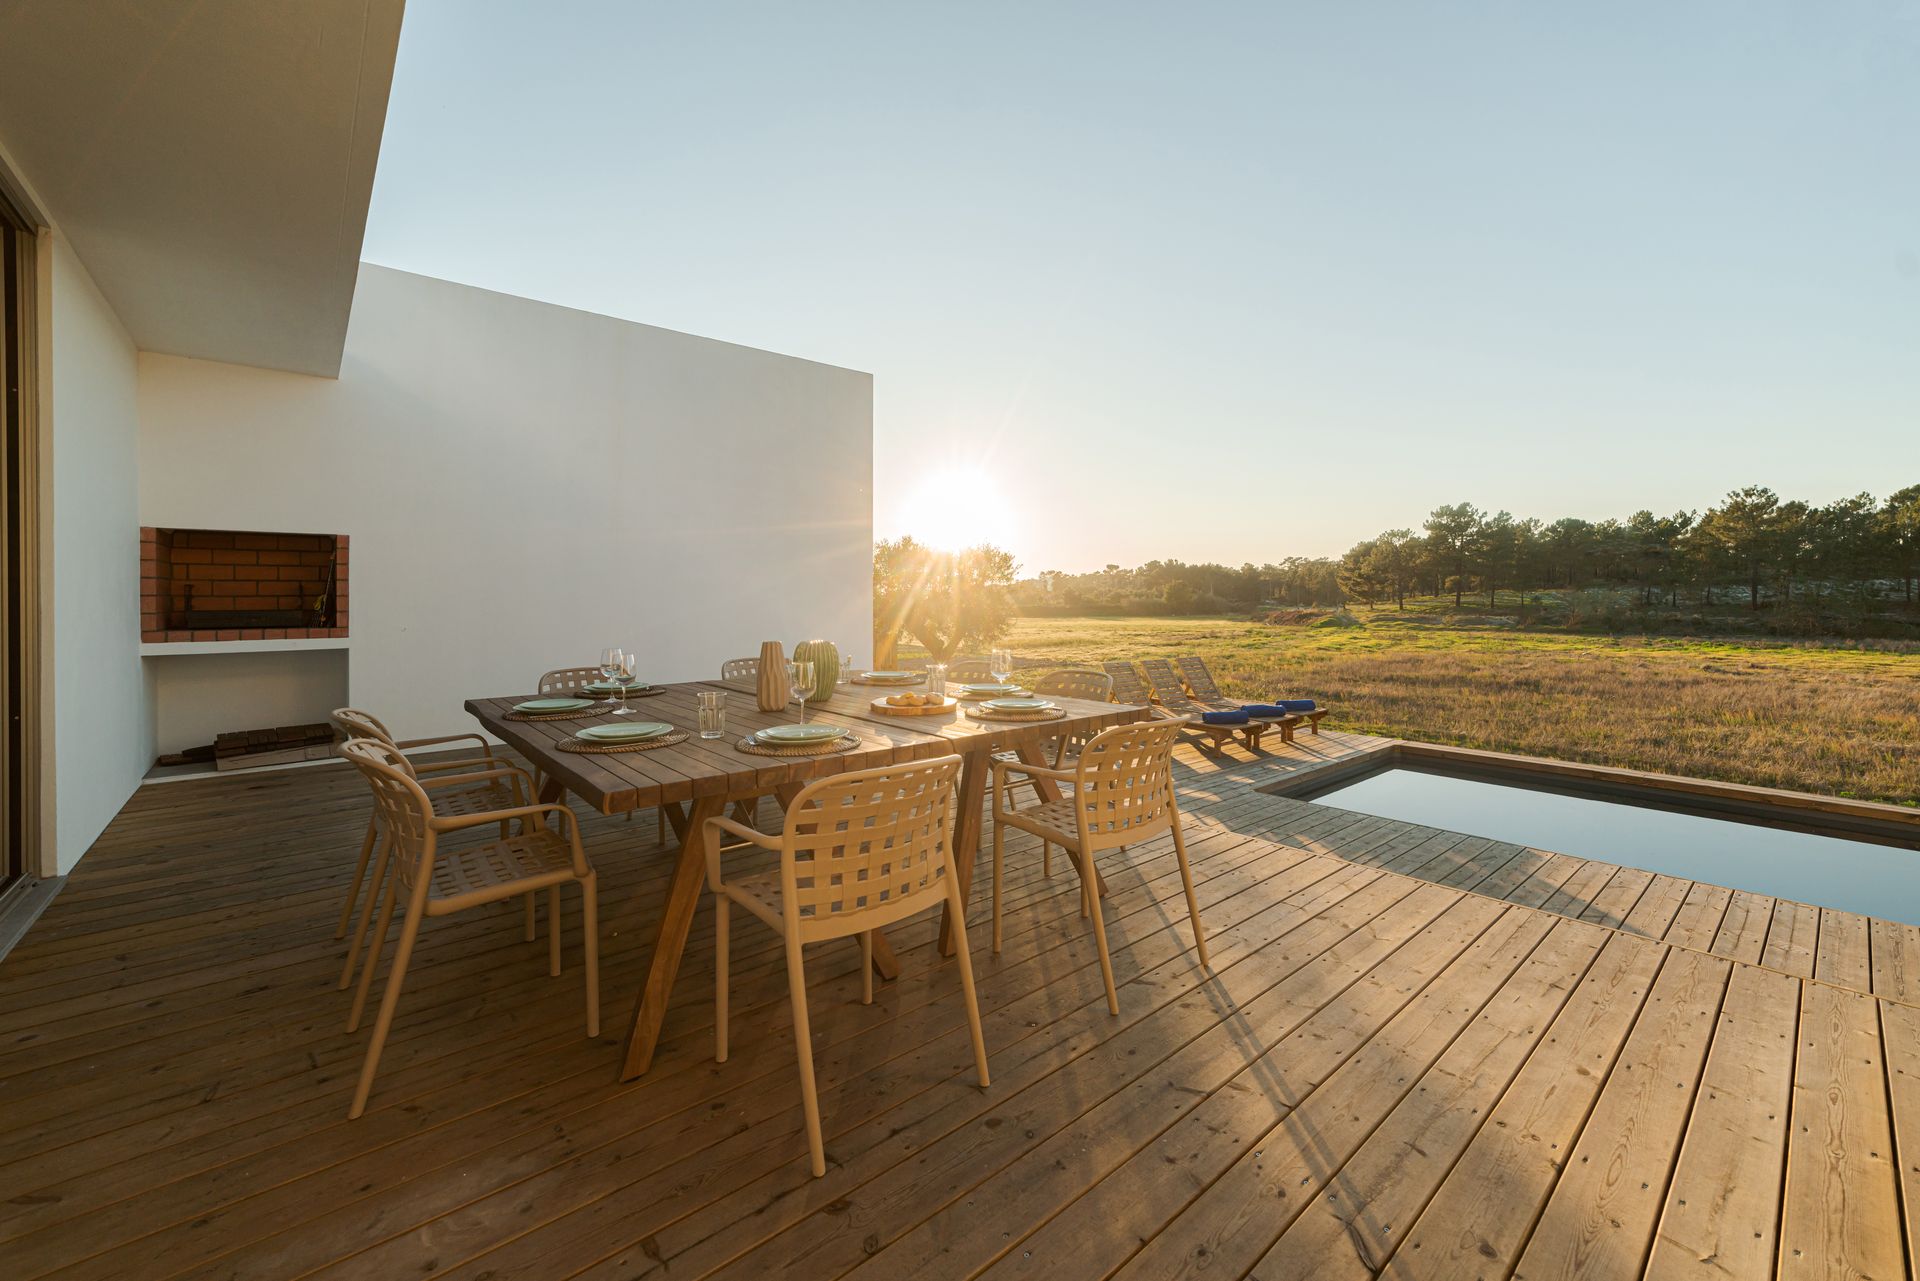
[1313,767,1920,926]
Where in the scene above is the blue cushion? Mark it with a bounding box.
[1240,704,1288,717]
[1201,709,1250,725]
[1277,699,1318,713]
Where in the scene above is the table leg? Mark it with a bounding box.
[662,800,690,841]
[619,794,723,1080]
[938,752,990,956]
[775,782,900,981]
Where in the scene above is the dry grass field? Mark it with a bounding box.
[1000,612,1920,805]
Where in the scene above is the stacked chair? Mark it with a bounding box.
[335,737,600,1118]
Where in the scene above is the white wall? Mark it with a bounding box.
[48,236,147,873]
[139,266,873,744]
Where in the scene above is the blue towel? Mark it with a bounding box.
[1201,709,1250,726]
[1277,699,1318,713]
[1240,704,1289,717]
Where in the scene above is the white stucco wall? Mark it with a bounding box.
[138,265,872,746]
[48,236,147,873]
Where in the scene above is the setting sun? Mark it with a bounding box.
[901,465,1018,552]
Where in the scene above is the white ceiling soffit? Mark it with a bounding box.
[0,0,404,377]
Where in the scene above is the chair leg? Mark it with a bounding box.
[860,931,874,1005]
[1042,840,1051,878]
[714,894,730,1063]
[991,813,1005,954]
[336,813,378,939]
[946,876,992,1088]
[1085,857,1119,1016]
[581,874,600,1037]
[783,935,826,1177]
[523,892,536,942]
[347,876,398,1032]
[339,833,392,990]
[348,898,424,1119]
[1172,816,1209,970]
[548,885,562,976]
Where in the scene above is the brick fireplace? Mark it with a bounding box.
[140,528,349,643]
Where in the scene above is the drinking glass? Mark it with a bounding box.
[835,646,851,686]
[698,690,727,739]
[926,662,947,699]
[610,649,637,715]
[788,660,815,724]
[599,647,625,709]
[990,648,1014,686]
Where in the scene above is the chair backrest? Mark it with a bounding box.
[339,738,436,892]
[720,657,759,682]
[539,666,603,694]
[1176,655,1227,701]
[1033,667,1114,703]
[946,658,993,682]
[331,707,396,749]
[1101,661,1155,706]
[1069,719,1184,854]
[1138,658,1189,699]
[779,755,963,940]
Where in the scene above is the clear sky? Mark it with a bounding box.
[363,1,1919,574]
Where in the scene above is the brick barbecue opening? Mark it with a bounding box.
[141,527,349,642]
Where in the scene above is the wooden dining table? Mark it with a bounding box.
[466,678,1149,1080]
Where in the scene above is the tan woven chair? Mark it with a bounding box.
[703,754,989,1176]
[339,738,599,1119]
[536,667,669,843]
[719,657,759,682]
[991,719,1208,1014]
[997,668,1116,824]
[1137,658,1267,751]
[538,666,604,694]
[946,658,994,683]
[330,708,533,988]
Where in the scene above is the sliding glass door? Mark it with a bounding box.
[1,193,30,894]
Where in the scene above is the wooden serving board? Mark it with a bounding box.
[869,694,959,717]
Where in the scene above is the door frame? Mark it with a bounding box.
[0,168,49,892]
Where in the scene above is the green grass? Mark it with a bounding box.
[996,610,1920,805]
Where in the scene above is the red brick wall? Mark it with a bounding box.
[140,528,350,643]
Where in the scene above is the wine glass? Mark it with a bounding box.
[788,659,815,724]
[610,649,636,715]
[599,647,625,709]
[991,648,1014,687]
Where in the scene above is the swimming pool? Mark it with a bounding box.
[1281,750,1920,926]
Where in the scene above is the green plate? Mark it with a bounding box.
[863,671,918,681]
[758,723,849,743]
[515,697,593,713]
[584,680,650,694]
[576,721,674,742]
[985,698,1053,711]
[960,683,1020,694]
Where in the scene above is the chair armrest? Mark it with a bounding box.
[431,802,574,835]
[993,758,1076,784]
[421,764,532,792]
[703,816,783,891]
[399,732,495,755]
[418,757,519,778]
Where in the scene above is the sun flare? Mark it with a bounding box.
[903,466,1018,552]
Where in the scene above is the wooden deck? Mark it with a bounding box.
[1,729,1914,1279]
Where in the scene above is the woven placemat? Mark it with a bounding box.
[965,706,1067,723]
[556,729,690,754]
[505,705,611,723]
[735,733,867,758]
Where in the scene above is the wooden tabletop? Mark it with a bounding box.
[466,680,1148,814]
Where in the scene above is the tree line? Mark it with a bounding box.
[1011,557,1343,616]
[1337,485,1919,619]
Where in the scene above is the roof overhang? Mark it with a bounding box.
[0,0,404,377]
